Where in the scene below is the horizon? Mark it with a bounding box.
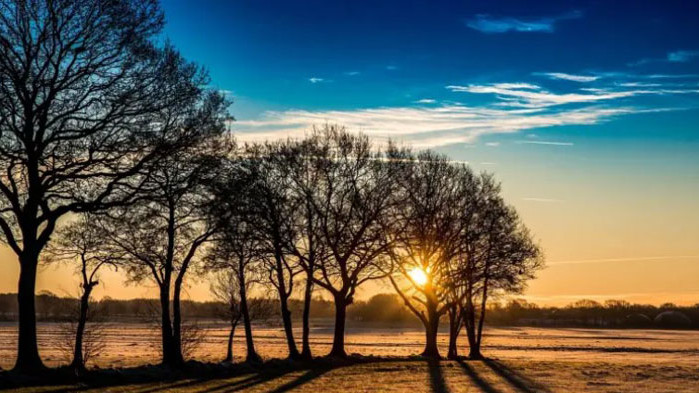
[1,0,698,308]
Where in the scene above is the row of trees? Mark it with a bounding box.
[44,126,542,370]
[0,0,541,373]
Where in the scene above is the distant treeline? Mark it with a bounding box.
[1,292,696,329]
[0,292,417,325]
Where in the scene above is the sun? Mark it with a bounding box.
[408,267,428,286]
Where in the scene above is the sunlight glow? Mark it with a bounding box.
[408,268,429,286]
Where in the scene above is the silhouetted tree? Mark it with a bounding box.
[43,213,119,372]
[387,151,476,359]
[98,137,228,367]
[459,183,542,359]
[210,271,242,363]
[298,126,398,357]
[205,200,265,363]
[243,143,303,359]
[277,139,329,360]
[0,0,224,373]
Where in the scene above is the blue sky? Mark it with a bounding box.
[62,0,698,304]
[160,0,699,145]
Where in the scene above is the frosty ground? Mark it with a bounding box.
[0,324,697,392]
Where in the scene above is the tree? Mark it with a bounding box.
[43,213,119,372]
[243,143,303,360]
[209,271,242,363]
[0,0,223,372]
[459,181,542,359]
[387,151,475,359]
[299,126,398,357]
[205,180,266,364]
[99,137,228,367]
[273,139,328,360]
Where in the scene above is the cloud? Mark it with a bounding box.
[232,104,638,148]
[465,10,582,34]
[667,50,699,63]
[630,50,699,66]
[308,77,325,83]
[447,83,636,107]
[414,99,436,104]
[447,82,699,108]
[386,65,398,71]
[539,72,599,82]
[485,142,500,147]
[517,141,574,146]
[345,71,361,76]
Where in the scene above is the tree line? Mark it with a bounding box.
[0,0,541,374]
[4,292,695,329]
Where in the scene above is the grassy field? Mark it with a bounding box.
[1,323,698,392]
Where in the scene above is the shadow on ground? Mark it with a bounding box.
[0,356,552,393]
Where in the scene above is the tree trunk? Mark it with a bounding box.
[159,286,177,366]
[300,272,313,360]
[464,295,482,359]
[171,279,185,366]
[474,279,489,359]
[224,324,236,362]
[329,297,348,358]
[14,255,45,373]
[70,285,93,371]
[421,299,441,358]
[239,280,261,364]
[447,305,460,360]
[278,292,300,359]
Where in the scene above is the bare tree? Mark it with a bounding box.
[53,298,107,369]
[243,143,303,360]
[210,271,242,363]
[0,0,226,372]
[387,151,475,359]
[459,179,543,359]
[43,213,119,371]
[298,126,398,358]
[205,157,265,363]
[280,139,329,360]
[98,137,228,367]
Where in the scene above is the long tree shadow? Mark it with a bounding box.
[426,359,450,393]
[265,366,331,393]
[197,367,301,393]
[482,359,551,393]
[455,359,502,393]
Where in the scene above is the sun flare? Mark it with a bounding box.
[408,267,428,286]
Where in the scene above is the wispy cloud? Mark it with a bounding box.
[465,10,582,34]
[539,72,599,82]
[667,50,699,63]
[233,104,636,148]
[630,49,699,66]
[308,77,325,83]
[386,65,398,71]
[447,82,699,108]
[485,142,500,147]
[234,72,697,148]
[344,71,360,76]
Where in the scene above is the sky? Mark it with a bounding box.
[2,0,698,306]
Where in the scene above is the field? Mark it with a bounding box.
[1,322,698,392]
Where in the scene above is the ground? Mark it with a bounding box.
[0,323,698,392]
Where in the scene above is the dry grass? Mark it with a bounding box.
[1,323,698,392]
